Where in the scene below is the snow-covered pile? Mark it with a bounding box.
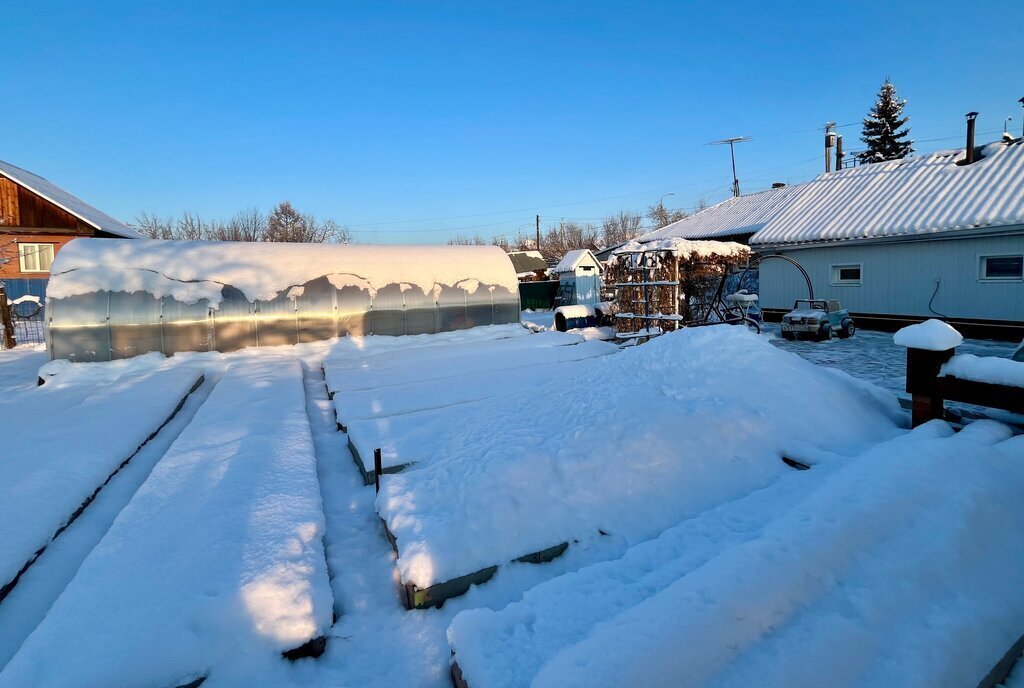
[325,330,584,393]
[0,366,202,593]
[0,361,333,688]
[942,353,1024,387]
[893,319,964,351]
[47,238,520,306]
[334,342,614,429]
[608,237,750,264]
[450,419,1024,688]
[323,323,529,366]
[345,341,616,472]
[377,326,903,590]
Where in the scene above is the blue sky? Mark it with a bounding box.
[4,0,1023,243]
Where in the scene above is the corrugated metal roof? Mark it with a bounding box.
[553,249,601,274]
[507,250,548,274]
[638,185,801,242]
[0,160,141,239]
[751,140,1024,247]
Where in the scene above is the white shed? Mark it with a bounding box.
[553,249,602,305]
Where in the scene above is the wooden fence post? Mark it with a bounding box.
[905,346,955,427]
[0,285,16,350]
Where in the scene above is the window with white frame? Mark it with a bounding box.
[979,254,1023,281]
[18,243,55,273]
[830,263,861,286]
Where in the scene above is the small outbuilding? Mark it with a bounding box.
[553,249,602,305]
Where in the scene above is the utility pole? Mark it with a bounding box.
[709,137,753,197]
[535,214,540,252]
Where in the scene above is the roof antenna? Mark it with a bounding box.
[709,137,753,197]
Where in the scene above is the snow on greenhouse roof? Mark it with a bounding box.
[751,139,1024,247]
[0,160,141,239]
[553,249,601,274]
[639,185,802,241]
[48,238,520,306]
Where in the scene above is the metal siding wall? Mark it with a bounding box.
[758,235,1024,320]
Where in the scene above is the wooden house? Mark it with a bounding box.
[0,160,140,300]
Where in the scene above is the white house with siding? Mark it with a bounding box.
[751,138,1024,338]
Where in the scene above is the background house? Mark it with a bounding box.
[507,250,549,282]
[0,160,140,301]
[750,138,1024,339]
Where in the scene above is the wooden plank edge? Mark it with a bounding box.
[451,658,470,688]
[381,518,570,610]
[976,632,1024,688]
[0,373,205,604]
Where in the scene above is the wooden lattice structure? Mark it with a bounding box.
[606,239,751,339]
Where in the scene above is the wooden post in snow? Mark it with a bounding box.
[905,346,955,427]
[0,285,16,350]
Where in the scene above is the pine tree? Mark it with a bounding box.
[858,79,913,163]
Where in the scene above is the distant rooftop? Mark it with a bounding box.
[0,160,141,239]
[638,185,802,242]
[751,139,1024,247]
[507,250,548,275]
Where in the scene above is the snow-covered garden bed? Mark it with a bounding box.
[0,365,203,600]
[377,327,904,597]
[0,361,332,688]
[449,419,1024,688]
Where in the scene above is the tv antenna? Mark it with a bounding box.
[709,136,753,197]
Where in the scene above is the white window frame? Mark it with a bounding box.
[830,262,862,286]
[17,243,55,273]
[978,253,1024,282]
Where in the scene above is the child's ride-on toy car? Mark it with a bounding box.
[780,299,855,342]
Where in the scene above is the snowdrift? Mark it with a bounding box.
[0,361,333,688]
[377,326,904,593]
[450,419,1024,688]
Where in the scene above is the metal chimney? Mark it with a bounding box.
[824,122,836,173]
[964,112,979,164]
[835,134,844,171]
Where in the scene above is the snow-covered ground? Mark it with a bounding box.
[763,322,1016,395]
[0,318,1021,688]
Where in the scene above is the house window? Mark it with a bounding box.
[980,255,1023,281]
[18,243,55,273]
[830,263,861,286]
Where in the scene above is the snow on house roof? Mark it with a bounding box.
[639,185,802,242]
[751,139,1024,248]
[0,160,141,239]
[553,249,601,274]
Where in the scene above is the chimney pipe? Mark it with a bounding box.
[824,128,836,173]
[965,112,979,164]
[835,134,844,171]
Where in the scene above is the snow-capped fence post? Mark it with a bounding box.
[374,447,383,493]
[0,285,16,350]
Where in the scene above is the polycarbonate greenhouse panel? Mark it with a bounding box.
[45,239,522,360]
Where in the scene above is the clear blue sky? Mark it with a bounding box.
[4,0,1023,244]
